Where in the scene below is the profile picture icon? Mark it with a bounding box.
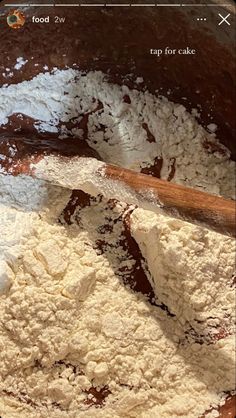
[7,10,26,29]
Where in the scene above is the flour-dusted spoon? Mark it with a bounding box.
[0,135,235,237]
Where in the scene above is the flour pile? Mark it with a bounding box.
[0,69,235,198]
[0,68,235,418]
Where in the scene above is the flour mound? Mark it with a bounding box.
[0,69,235,198]
[0,69,235,418]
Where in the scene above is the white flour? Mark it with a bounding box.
[0,174,235,418]
[0,68,235,198]
[0,68,235,418]
[131,209,235,338]
[14,57,28,71]
[0,174,71,295]
[1,57,28,80]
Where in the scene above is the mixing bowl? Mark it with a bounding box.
[0,1,235,417]
[1,0,235,157]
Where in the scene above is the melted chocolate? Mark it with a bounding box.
[167,157,176,182]
[60,190,92,226]
[84,386,111,408]
[0,134,100,158]
[123,94,131,104]
[142,122,156,143]
[0,134,101,175]
[141,156,163,178]
[202,395,236,418]
[1,3,235,159]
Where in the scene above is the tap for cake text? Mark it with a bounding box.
[150,47,196,57]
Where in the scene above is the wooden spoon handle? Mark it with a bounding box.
[105,164,236,238]
[0,137,234,237]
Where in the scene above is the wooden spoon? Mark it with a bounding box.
[0,135,235,237]
[33,156,236,238]
[104,163,236,238]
